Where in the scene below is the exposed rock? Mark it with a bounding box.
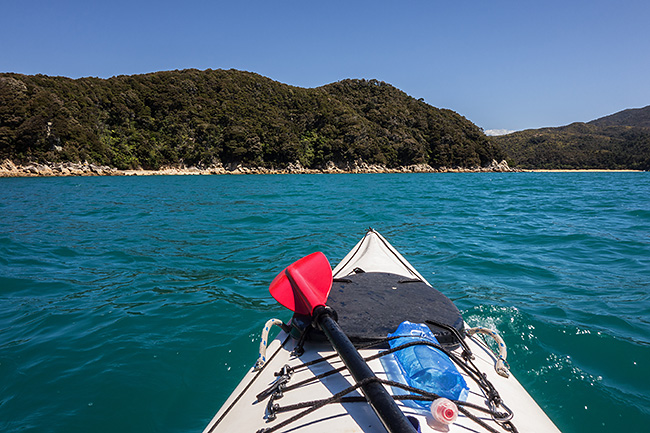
[404,163,436,173]
[0,158,523,177]
[286,161,307,173]
[0,159,18,176]
[324,161,343,173]
[36,164,53,176]
[483,159,513,172]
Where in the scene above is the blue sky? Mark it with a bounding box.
[2,0,649,133]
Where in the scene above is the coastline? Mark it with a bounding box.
[526,169,644,172]
[0,159,520,177]
[1,159,643,178]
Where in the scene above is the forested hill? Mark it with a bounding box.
[0,69,502,170]
[493,105,650,170]
[588,105,650,128]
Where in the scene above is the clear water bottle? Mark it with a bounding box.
[388,321,469,409]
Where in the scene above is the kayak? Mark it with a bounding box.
[204,229,561,433]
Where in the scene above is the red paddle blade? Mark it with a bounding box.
[269,252,333,315]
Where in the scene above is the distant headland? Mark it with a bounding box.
[493,106,650,171]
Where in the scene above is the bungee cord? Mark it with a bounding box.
[255,330,519,433]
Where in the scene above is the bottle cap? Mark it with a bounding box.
[430,398,458,424]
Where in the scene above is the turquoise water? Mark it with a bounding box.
[1,173,648,433]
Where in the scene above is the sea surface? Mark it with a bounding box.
[1,173,648,433]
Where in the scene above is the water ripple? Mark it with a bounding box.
[1,172,649,433]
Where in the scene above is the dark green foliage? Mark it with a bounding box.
[0,70,501,169]
[494,118,650,170]
[588,105,650,129]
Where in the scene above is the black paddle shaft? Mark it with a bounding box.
[313,306,417,433]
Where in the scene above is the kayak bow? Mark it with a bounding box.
[204,229,561,433]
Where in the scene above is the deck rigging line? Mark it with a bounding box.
[256,334,519,433]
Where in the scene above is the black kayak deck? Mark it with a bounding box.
[308,271,465,347]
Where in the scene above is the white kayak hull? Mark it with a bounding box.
[204,229,561,433]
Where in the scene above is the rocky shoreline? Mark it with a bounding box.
[0,159,516,177]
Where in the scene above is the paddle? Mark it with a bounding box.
[269,252,416,433]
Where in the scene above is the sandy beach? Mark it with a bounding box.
[527,169,644,173]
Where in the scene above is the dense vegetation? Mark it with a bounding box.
[589,105,650,129]
[494,107,650,170]
[0,69,502,170]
